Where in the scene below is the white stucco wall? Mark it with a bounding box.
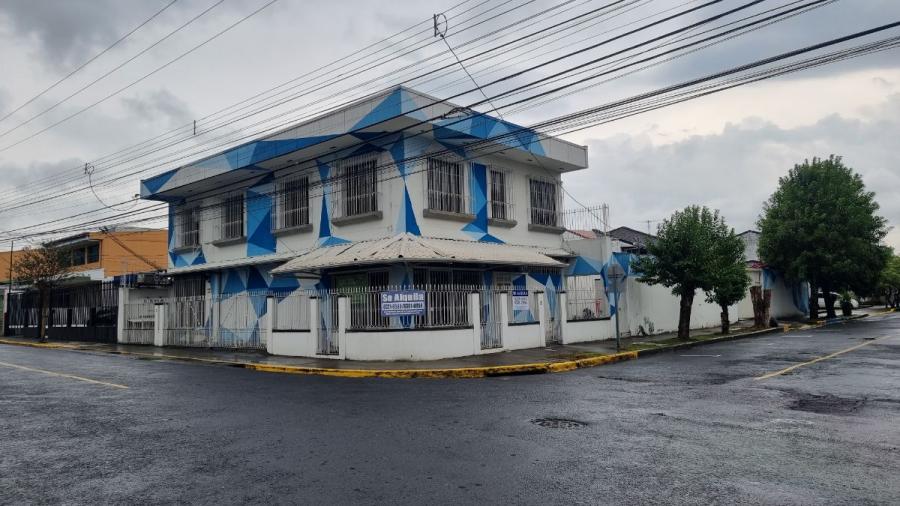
[344,327,475,361]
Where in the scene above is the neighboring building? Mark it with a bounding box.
[608,226,656,255]
[736,229,808,319]
[0,227,167,284]
[138,86,587,358]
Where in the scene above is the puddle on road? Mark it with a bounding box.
[789,393,867,415]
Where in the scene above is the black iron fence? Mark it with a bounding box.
[4,281,118,342]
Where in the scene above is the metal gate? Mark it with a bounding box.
[544,288,562,345]
[165,296,210,347]
[4,282,118,342]
[122,300,156,344]
[480,289,503,349]
[218,293,266,349]
[317,291,339,355]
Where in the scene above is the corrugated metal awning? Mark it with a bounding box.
[271,234,568,275]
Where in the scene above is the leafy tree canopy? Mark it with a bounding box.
[633,205,726,297]
[758,155,889,295]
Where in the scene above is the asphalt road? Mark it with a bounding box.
[1,313,898,505]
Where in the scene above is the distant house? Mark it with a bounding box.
[0,227,167,285]
[608,226,656,255]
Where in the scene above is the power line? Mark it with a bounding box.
[6,22,899,244]
[0,0,180,125]
[0,0,844,227]
[0,0,279,154]
[0,0,638,211]
[0,0,223,141]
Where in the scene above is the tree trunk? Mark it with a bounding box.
[822,284,837,319]
[720,304,730,335]
[808,281,819,320]
[750,286,771,328]
[677,291,694,340]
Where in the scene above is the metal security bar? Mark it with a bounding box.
[164,296,209,347]
[217,193,245,240]
[318,291,339,355]
[273,175,310,230]
[544,287,562,344]
[480,288,503,349]
[566,277,609,320]
[217,292,266,349]
[274,292,309,331]
[529,177,562,228]
[488,167,514,221]
[122,301,156,344]
[175,206,200,248]
[426,156,470,214]
[332,154,379,219]
[338,284,475,331]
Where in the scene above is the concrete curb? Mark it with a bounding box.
[634,327,783,357]
[0,337,639,379]
[0,310,886,379]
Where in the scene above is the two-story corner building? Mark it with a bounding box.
[138,86,589,360]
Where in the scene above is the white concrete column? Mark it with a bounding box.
[116,286,127,343]
[337,296,349,360]
[265,296,275,354]
[153,303,166,347]
[469,291,481,354]
[558,291,569,345]
[536,291,546,346]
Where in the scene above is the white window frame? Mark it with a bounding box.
[488,167,513,221]
[332,154,379,219]
[529,177,562,228]
[274,174,310,230]
[218,192,245,241]
[425,155,469,215]
[175,205,200,249]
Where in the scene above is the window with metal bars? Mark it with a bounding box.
[529,178,560,227]
[489,168,510,220]
[335,155,378,218]
[427,157,467,214]
[220,193,245,240]
[275,175,309,230]
[175,206,200,248]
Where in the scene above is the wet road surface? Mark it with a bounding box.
[1,313,898,504]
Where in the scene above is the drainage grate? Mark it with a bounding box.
[530,418,586,429]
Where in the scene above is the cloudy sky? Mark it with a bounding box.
[0,0,898,248]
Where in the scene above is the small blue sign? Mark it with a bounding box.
[380,290,427,317]
[511,289,530,311]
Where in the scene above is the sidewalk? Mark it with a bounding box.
[0,310,884,378]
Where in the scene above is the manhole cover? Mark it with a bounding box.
[530,418,586,429]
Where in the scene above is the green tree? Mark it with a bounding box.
[15,246,69,341]
[758,156,889,319]
[879,254,900,308]
[705,228,750,335]
[633,206,730,339]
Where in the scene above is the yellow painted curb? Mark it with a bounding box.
[244,353,639,379]
[0,338,75,350]
[0,337,639,379]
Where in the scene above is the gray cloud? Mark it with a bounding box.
[120,88,194,129]
[565,92,900,246]
[0,0,135,66]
